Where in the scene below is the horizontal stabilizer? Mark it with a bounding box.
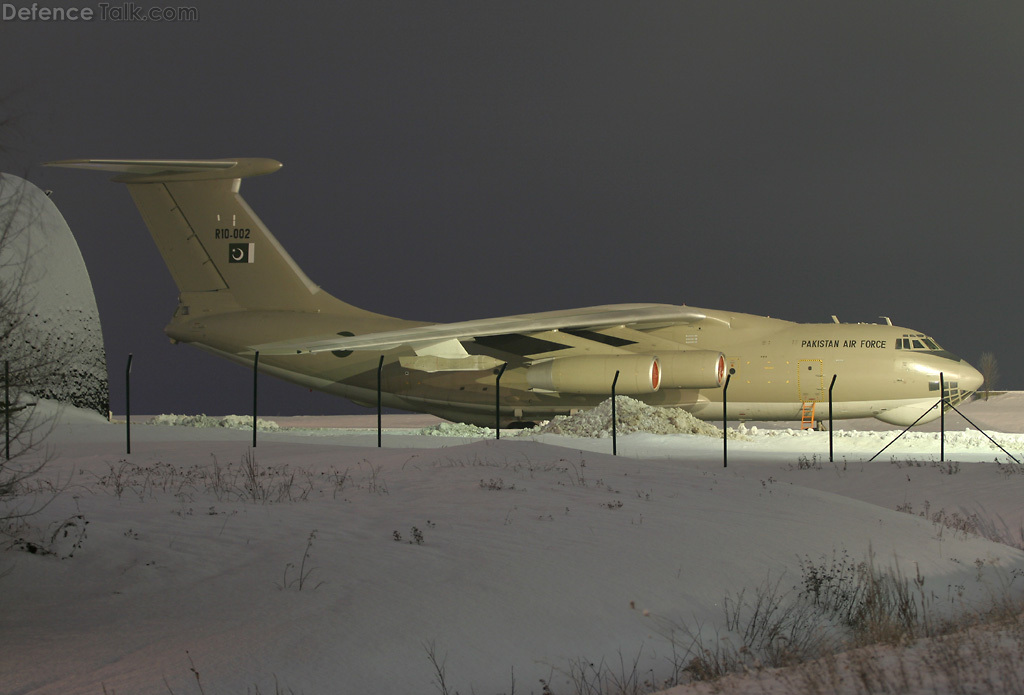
[248,304,722,355]
[46,158,281,183]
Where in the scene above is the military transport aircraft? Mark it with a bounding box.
[49,158,983,428]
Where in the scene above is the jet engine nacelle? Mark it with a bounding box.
[527,354,661,395]
[658,350,726,389]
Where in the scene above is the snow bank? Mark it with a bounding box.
[146,413,281,431]
[417,421,496,437]
[414,397,727,438]
[535,396,724,437]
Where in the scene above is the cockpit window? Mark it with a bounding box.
[895,334,944,351]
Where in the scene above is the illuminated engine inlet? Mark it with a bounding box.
[657,350,727,389]
[526,354,661,395]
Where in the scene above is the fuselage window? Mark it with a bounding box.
[912,339,925,349]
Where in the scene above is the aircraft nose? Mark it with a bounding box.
[958,360,984,395]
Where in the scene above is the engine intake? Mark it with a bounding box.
[527,354,660,395]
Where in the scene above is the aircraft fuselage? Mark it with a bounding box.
[167,305,980,428]
[49,157,982,429]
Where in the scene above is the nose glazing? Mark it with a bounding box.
[937,359,984,405]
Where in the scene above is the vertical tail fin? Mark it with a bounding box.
[47,158,349,315]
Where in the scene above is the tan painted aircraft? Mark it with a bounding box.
[49,158,983,428]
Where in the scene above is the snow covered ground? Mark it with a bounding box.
[1,395,1023,695]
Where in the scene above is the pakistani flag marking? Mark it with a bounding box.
[229,243,254,264]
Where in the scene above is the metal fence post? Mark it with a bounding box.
[611,370,620,456]
[939,371,945,462]
[828,374,837,462]
[377,355,384,448]
[723,373,732,468]
[125,354,133,455]
[4,359,9,461]
[252,351,259,448]
[495,363,507,440]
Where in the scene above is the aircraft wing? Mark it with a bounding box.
[249,303,720,356]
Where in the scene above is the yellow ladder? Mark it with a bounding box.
[800,401,816,430]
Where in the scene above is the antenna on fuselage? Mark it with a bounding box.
[879,316,893,326]
[831,315,840,324]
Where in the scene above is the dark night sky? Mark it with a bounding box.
[2,2,1022,415]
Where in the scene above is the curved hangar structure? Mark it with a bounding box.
[0,173,108,414]
[48,158,982,427]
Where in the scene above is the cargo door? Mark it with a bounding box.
[797,359,824,402]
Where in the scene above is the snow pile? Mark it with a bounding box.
[417,421,495,437]
[146,413,281,431]
[535,396,724,437]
